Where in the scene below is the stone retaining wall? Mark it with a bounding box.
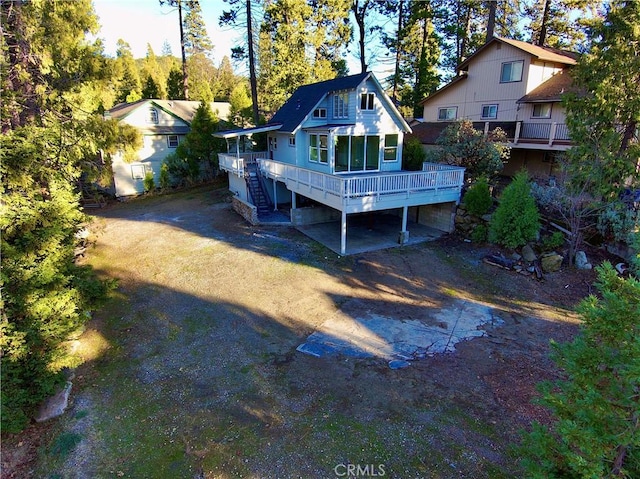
[232,196,259,225]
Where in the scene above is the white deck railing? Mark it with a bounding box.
[220,153,464,210]
[258,159,464,202]
[219,152,269,177]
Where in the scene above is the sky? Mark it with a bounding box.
[92,0,392,78]
[92,0,236,66]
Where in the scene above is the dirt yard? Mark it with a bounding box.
[3,184,603,478]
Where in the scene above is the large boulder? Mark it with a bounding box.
[35,381,72,422]
[521,244,537,262]
[575,250,592,270]
[541,252,564,273]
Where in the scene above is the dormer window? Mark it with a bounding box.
[360,93,375,111]
[147,107,159,124]
[313,108,327,119]
[333,93,348,119]
[500,60,523,83]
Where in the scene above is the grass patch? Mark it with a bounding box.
[47,432,82,461]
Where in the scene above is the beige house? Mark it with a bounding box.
[105,99,230,197]
[414,36,579,177]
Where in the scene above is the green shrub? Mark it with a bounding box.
[520,263,640,477]
[489,171,540,249]
[540,231,565,251]
[159,163,170,190]
[143,171,155,193]
[471,224,488,243]
[402,136,426,171]
[462,177,492,216]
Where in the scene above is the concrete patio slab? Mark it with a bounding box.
[297,299,504,366]
[297,213,445,255]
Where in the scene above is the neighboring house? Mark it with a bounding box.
[105,99,231,197]
[413,36,579,177]
[215,72,464,255]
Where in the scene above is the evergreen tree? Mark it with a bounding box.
[183,0,213,57]
[521,262,640,477]
[216,56,237,101]
[167,101,225,182]
[308,0,352,80]
[1,0,140,433]
[523,0,601,49]
[167,67,186,99]
[142,74,162,99]
[186,54,216,102]
[563,0,640,203]
[141,44,167,99]
[258,0,315,114]
[489,171,541,249]
[229,83,253,128]
[219,0,262,124]
[258,0,350,115]
[114,39,142,103]
[160,0,189,98]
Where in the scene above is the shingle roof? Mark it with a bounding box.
[517,69,580,103]
[106,100,231,123]
[458,36,578,71]
[269,72,371,132]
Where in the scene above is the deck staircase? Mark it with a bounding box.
[245,162,271,216]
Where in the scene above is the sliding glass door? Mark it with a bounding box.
[334,135,380,173]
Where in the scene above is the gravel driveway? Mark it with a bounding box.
[32,185,585,478]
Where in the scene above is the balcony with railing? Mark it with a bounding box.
[262,160,465,213]
[471,121,572,149]
[219,152,465,214]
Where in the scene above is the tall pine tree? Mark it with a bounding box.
[1,0,140,433]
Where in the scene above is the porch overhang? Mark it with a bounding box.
[213,123,283,139]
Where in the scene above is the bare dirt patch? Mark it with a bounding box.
[3,184,609,478]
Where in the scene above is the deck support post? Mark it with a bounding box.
[291,191,297,209]
[399,205,409,244]
[273,178,278,211]
[341,210,347,255]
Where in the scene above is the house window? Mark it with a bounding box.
[500,60,523,83]
[481,104,498,119]
[313,108,327,119]
[384,134,398,161]
[335,135,380,172]
[309,134,328,164]
[288,136,296,147]
[532,103,552,118]
[269,136,277,151]
[147,107,159,124]
[333,93,348,119]
[360,93,375,111]
[438,107,457,121]
[167,135,179,148]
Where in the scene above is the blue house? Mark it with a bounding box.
[216,72,464,255]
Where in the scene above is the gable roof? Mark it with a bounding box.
[269,72,410,134]
[106,99,231,124]
[458,36,578,71]
[269,72,370,133]
[419,37,578,107]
